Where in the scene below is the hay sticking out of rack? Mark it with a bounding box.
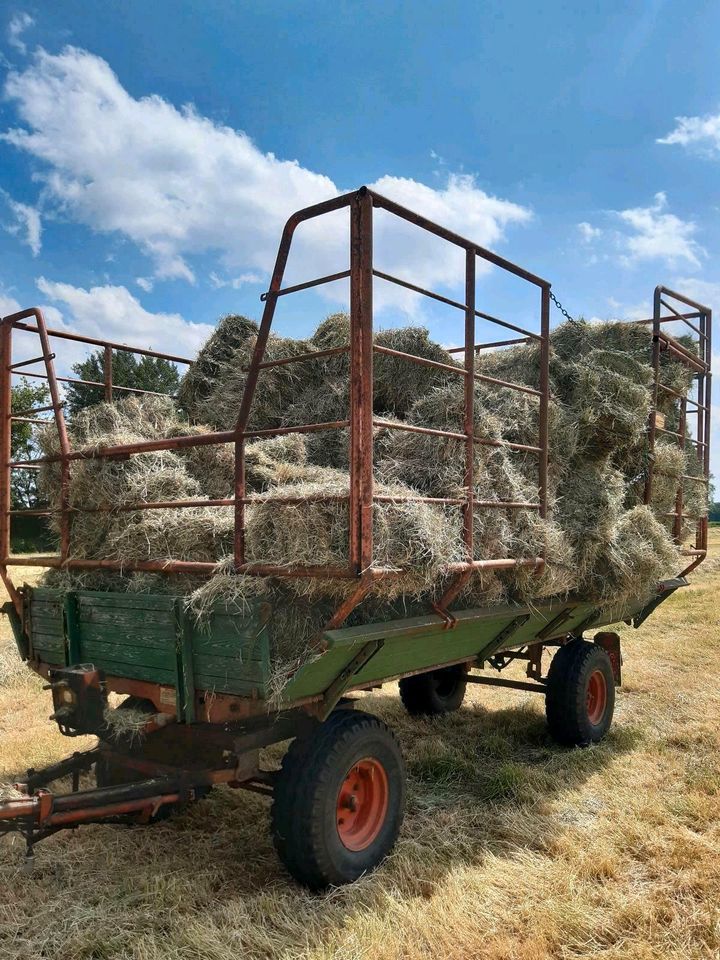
[32,311,700,700]
[244,474,465,602]
[590,506,681,608]
[0,784,25,801]
[102,703,158,743]
[176,314,259,415]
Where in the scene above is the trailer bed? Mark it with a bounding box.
[8,583,682,717]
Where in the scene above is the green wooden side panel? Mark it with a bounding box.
[281,598,607,702]
[29,590,66,666]
[23,585,649,707]
[187,604,270,697]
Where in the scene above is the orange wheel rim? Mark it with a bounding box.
[586,669,607,725]
[336,757,389,852]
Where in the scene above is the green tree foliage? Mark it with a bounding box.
[64,349,180,416]
[10,378,50,508]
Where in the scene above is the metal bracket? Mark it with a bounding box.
[431,603,457,630]
[481,614,531,664]
[632,578,688,628]
[319,639,384,720]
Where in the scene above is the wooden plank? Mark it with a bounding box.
[192,653,267,684]
[33,648,64,666]
[82,658,176,685]
[78,623,175,650]
[29,614,65,635]
[80,638,175,671]
[75,592,177,612]
[77,605,177,628]
[30,631,66,652]
[190,633,268,661]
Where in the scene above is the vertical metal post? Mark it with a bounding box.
[463,250,476,559]
[349,188,374,573]
[0,318,12,563]
[644,286,663,505]
[232,221,297,570]
[104,345,113,403]
[701,309,712,555]
[538,287,550,520]
[34,309,72,561]
[673,396,686,543]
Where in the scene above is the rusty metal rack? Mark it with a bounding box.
[0,187,551,627]
[641,286,712,577]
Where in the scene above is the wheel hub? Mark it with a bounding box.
[336,757,389,851]
[586,669,608,725]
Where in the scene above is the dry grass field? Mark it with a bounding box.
[1,533,719,960]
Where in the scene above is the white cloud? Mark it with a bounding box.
[2,46,531,312]
[658,111,720,157]
[7,13,34,54]
[135,276,154,292]
[36,278,210,358]
[209,271,263,290]
[671,277,720,312]
[615,192,704,269]
[2,192,41,255]
[578,221,602,242]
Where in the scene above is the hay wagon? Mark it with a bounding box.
[0,189,711,889]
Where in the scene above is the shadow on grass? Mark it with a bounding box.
[0,688,644,959]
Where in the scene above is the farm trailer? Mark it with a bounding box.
[0,188,712,889]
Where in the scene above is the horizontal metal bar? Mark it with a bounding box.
[257,345,349,369]
[659,299,704,338]
[465,675,547,694]
[10,416,54,425]
[244,420,350,439]
[7,509,52,516]
[656,332,708,371]
[445,557,544,572]
[373,343,464,377]
[475,371,541,398]
[373,269,472,314]
[8,317,193,365]
[372,418,542,453]
[10,403,61,418]
[656,383,709,409]
[447,337,530,352]
[372,268,542,341]
[474,501,541,509]
[8,353,55,370]
[373,344,540,397]
[7,462,42,470]
[260,269,351,301]
[14,368,177,398]
[368,190,550,288]
[655,427,706,446]
[656,286,710,313]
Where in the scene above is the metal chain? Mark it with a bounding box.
[549,291,579,325]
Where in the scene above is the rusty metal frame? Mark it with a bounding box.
[642,286,711,577]
[0,187,552,624]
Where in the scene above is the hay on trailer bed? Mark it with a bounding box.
[244,473,465,602]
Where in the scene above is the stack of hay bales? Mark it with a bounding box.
[37,311,706,694]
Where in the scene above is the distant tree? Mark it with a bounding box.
[64,349,180,416]
[10,378,50,508]
[708,476,719,524]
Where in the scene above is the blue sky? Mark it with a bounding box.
[0,1,719,474]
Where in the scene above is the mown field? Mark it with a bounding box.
[1,533,719,960]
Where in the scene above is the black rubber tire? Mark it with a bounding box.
[271,709,406,890]
[398,664,467,716]
[545,639,615,747]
